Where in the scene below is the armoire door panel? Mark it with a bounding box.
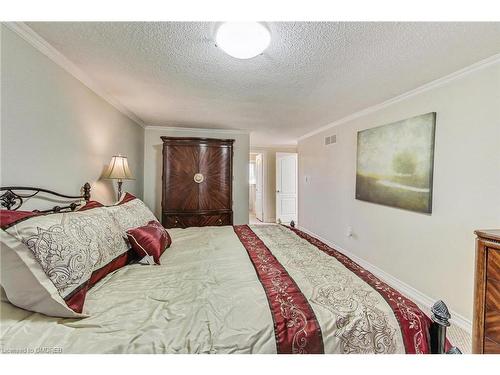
[198,145,232,210]
[163,145,199,211]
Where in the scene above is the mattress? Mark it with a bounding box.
[0,224,435,354]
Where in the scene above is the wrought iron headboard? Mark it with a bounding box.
[0,183,91,213]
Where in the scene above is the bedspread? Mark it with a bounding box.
[0,225,434,354]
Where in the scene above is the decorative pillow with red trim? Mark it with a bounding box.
[1,207,130,315]
[126,220,171,264]
[0,210,40,229]
[107,192,157,232]
[116,192,136,205]
[1,228,85,318]
[77,200,104,211]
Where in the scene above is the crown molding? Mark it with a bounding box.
[298,52,500,141]
[145,125,249,135]
[3,22,146,129]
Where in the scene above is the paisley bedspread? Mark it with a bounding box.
[0,224,435,354]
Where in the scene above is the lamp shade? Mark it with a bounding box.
[104,155,134,180]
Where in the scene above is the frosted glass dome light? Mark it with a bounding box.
[216,22,271,59]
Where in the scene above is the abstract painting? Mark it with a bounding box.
[355,112,436,213]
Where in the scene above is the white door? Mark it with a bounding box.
[276,153,298,224]
[255,154,264,221]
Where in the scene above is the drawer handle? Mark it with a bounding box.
[193,173,204,184]
[217,218,223,225]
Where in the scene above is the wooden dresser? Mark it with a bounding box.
[473,229,500,354]
[161,137,234,229]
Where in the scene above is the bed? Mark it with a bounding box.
[0,184,459,354]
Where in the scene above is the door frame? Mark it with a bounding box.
[275,152,298,225]
[252,152,265,222]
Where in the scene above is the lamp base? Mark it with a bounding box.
[117,180,123,201]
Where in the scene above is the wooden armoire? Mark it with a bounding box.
[473,229,500,354]
[161,137,234,228]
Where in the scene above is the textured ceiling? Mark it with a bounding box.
[27,22,500,146]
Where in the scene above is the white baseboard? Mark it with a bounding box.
[296,225,472,334]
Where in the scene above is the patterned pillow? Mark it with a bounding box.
[126,220,171,264]
[1,229,84,318]
[0,210,40,229]
[1,207,130,314]
[117,192,136,205]
[77,200,104,211]
[107,193,157,232]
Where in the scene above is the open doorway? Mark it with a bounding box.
[276,152,298,226]
[249,152,264,224]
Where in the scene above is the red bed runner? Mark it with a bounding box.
[234,225,324,354]
[286,225,443,354]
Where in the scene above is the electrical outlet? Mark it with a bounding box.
[346,226,353,238]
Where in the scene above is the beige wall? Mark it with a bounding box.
[144,128,249,224]
[1,25,144,206]
[298,61,500,321]
[251,146,297,223]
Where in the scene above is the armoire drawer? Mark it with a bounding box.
[487,248,500,282]
[162,213,232,228]
[198,213,232,227]
[484,337,500,354]
[474,230,500,354]
[163,214,199,228]
[485,279,500,344]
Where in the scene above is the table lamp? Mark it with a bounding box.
[104,155,134,201]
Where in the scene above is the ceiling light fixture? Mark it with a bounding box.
[216,22,271,59]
